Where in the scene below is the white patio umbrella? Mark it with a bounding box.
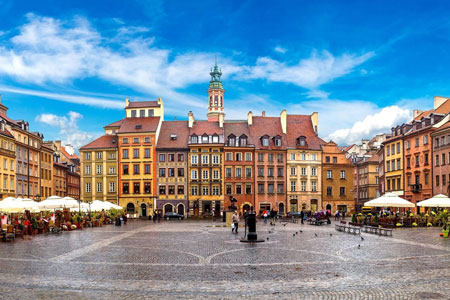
[90,200,111,211]
[46,195,62,200]
[364,193,415,208]
[2,198,39,213]
[417,194,450,207]
[38,196,79,210]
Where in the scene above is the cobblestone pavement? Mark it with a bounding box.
[0,219,450,299]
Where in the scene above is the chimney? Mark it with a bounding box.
[311,112,319,135]
[434,96,448,109]
[280,109,287,134]
[125,98,130,107]
[219,113,224,128]
[247,111,253,126]
[188,111,194,128]
[262,111,266,117]
[413,109,424,119]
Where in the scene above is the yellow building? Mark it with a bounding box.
[80,135,118,204]
[187,112,224,216]
[39,144,54,199]
[383,126,405,196]
[0,121,15,199]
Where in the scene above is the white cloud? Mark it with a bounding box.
[325,105,411,145]
[274,46,287,54]
[35,111,100,150]
[239,50,374,89]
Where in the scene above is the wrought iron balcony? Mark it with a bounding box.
[409,183,422,193]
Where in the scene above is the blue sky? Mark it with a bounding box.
[0,0,448,149]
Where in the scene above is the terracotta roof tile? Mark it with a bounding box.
[105,119,124,127]
[127,101,160,108]
[117,117,160,133]
[286,115,325,150]
[80,135,118,150]
[189,120,223,136]
[224,122,254,146]
[156,121,189,149]
[61,147,79,160]
[249,116,286,150]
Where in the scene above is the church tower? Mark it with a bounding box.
[207,60,225,122]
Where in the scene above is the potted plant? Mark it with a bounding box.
[443,223,450,238]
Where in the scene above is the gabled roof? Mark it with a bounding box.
[189,120,223,136]
[127,101,160,108]
[285,114,325,150]
[105,119,124,127]
[249,116,286,150]
[224,122,254,146]
[117,117,160,134]
[0,127,14,139]
[61,147,79,160]
[156,121,189,150]
[80,135,118,150]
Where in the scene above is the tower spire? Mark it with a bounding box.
[207,60,225,122]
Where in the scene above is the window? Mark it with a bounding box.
[168,168,175,177]
[109,167,115,174]
[436,175,440,187]
[144,182,151,194]
[407,157,410,168]
[96,165,102,175]
[340,170,346,179]
[85,165,91,175]
[327,170,332,179]
[258,153,264,162]
[443,153,446,165]
[245,153,252,161]
[415,138,419,147]
[386,147,390,156]
[202,170,209,179]
[290,153,296,160]
[277,183,284,193]
[226,168,232,178]
[387,161,391,172]
[290,167,296,176]
[226,184,232,194]
[277,167,283,177]
[235,185,242,194]
[262,138,269,146]
[311,167,317,176]
[442,136,446,145]
[85,183,91,193]
[435,138,440,148]
[202,135,208,143]
[133,149,139,158]
[213,170,219,179]
[327,186,332,196]
[332,157,337,163]
[191,136,198,143]
[300,153,306,161]
[267,167,274,177]
[274,138,281,147]
[235,168,242,178]
[96,182,102,193]
[240,137,247,147]
[85,153,91,160]
[159,154,166,162]
[109,182,115,193]
[246,184,252,194]
[133,137,139,144]
[133,165,139,174]
[391,145,395,155]
[258,184,264,193]
[167,154,174,162]
[290,181,296,192]
[267,184,274,194]
[96,152,102,159]
[226,153,232,161]
[191,170,198,179]
[443,174,447,186]
[178,168,184,177]
[424,135,428,145]
[397,178,401,190]
[340,187,345,196]
[406,140,410,149]
[144,137,151,143]
[202,155,209,164]
[123,149,129,159]
[168,185,175,195]
[212,155,219,164]
[123,165,129,175]
[425,153,429,165]
[278,154,283,162]
[211,186,219,195]
[325,156,330,163]
[131,110,136,117]
[144,149,150,158]
[148,109,154,117]
[202,186,209,195]
[178,154,184,161]
[258,167,264,177]
[133,183,140,194]
[391,160,395,171]
[175,185,183,195]
[191,155,198,164]
[228,136,235,146]
[425,173,429,185]
[396,142,400,153]
[311,181,317,192]
[301,181,306,192]
[245,167,252,178]
[144,164,151,174]
[301,167,307,176]
[436,155,440,166]
[235,153,242,161]
[191,186,198,195]
[159,185,166,195]
[159,168,166,177]
[109,152,115,159]
[268,154,273,162]
[311,153,317,161]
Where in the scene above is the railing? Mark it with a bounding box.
[409,183,422,193]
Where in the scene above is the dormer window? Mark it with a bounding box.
[239,135,247,147]
[228,134,236,146]
[297,136,307,146]
[212,134,219,143]
[261,135,269,146]
[202,135,209,143]
[273,135,282,147]
[191,135,198,143]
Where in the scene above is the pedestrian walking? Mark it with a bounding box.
[232,211,240,234]
[300,210,304,224]
[263,210,268,224]
[153,211,157,223]
[157,211,161,223]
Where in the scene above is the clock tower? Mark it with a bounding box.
[207,60,225,122]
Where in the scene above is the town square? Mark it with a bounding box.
[1,0,450,299]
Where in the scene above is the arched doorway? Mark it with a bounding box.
[126,203,135,214]
[242,204,251,214]
[278,203,285,215]
[326,204,332,211]
[310,199,318,212]
[164,203,173,214]
[177,204,185,215]
[141,203,147,217]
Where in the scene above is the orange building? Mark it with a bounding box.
[53,155,67,197]
[321,141,354,213]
